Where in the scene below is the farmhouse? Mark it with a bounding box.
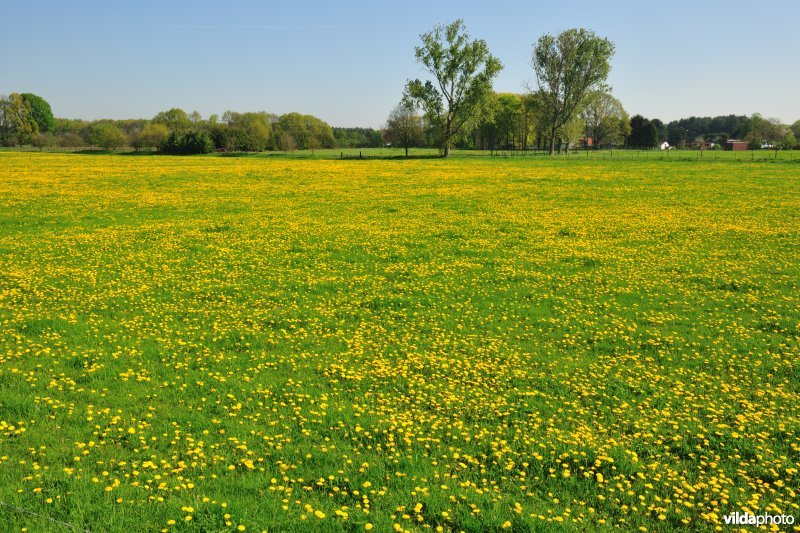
[659,141,670,150]
[725,139,748,151]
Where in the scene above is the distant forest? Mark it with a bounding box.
[1,92,798,153]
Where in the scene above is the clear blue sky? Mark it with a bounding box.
[3,0,798,127]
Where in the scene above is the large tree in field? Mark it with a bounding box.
[580,92,629,148]
[404,20,502,157]
[531,28,615,155]
[628,115,658,148]
[385,102,422,157]
[21,93,55,133]
[0,93,38,145]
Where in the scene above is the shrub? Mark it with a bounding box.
[159,131,214,154]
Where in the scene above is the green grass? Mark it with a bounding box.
[0,152,798,532]
[3,145,799,162]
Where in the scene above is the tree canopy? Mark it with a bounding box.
[21,93,55,133]
[385,102,423,157]
[531,28,615,154]
[628,115,659,148]
[0,94,38,145]
[404,20,502,157]
[580,92,630,148]
[152,108,192,132]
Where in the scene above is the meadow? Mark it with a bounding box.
[0,152,798,531]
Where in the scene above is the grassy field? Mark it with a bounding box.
[0,152,798,531]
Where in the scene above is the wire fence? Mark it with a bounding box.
[2,145,797,162]
[484,147,798,162]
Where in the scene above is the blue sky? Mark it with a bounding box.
[2,0,798,127]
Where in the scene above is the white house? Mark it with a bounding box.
[659,141,670,150]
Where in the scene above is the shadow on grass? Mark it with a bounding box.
[74,149,168,156]
[339,154,444,161]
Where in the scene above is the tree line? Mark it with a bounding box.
[385,20,799,155]
[0,96,386,153]
[623,113,798,150]
[3,20,798,156]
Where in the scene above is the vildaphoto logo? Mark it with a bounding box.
[722,511,795,527]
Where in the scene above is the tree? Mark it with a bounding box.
[791,119,800,140]
[132,123,168,151]
[650,119,668,143]
[239,113,271,152]
[33,132,56,150]
[744,113,781,150]
[333,127,383,148]
[21,93,55,133]
[159,131,214,154]
[304,115,335,149]
[494,94,523,149]
[0,93,38,145]
[272,113,335,151]
[531,28,615,155]
[580,92,629,148]
[765,117,785,151]
[403,20,502,157]
[628,115,658,148]
[781,131,797,150]
[222,111,272,151]
[56,132,85,148]
[89,123,126,150]
[276,131,297,152]
[152,108,192,132]
[385,102,423,157]
[274,112,307,149]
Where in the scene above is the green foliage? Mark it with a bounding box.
[57,132,85,148]
[32,132,56,149]
[493,93,523,148]
[740,114,788,150]
[152,108,192,133]
[132,123,169,151]
[275,131,297,152]
[384,102,423,156]
[272,113,335,151]
[581,92,630,148]
[532,28,615,154]
[0,93,38,145]
[89,122,127,150]
[54,117,88,136]
[782,131,797,150]
[221,112,272,151]
[159,131,214,154]
[404,20,502,157]
[667,115,750,146]
[20,93,55,133]
[332,127,383,148]
[628,115,659,148]
[791,119,800,140]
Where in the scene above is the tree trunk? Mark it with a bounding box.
[443,116,452,157]
[405,144,409,157]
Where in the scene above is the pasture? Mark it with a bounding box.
[0,152,798,531]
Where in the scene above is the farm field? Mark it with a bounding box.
[0,152,798,531]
